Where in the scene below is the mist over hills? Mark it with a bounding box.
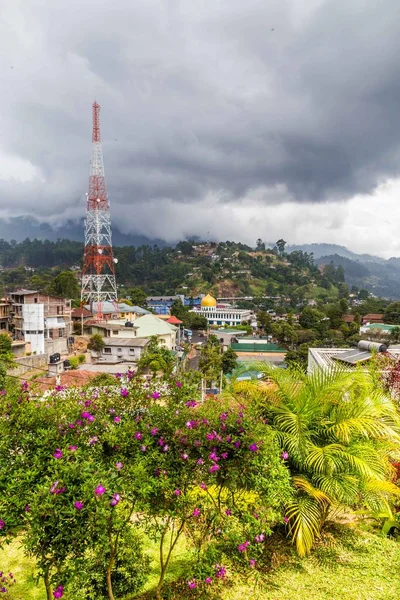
[0,218,400,298]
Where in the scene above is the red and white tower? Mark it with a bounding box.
[81,101,118,319]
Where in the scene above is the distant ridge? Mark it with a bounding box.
[0,216,167,247]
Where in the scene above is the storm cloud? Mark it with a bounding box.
[1,0,400,253]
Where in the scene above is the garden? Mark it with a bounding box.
[0,364,399,599]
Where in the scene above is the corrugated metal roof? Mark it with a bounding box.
[103,337,149,347]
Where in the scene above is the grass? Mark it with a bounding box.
[1,524,399,599]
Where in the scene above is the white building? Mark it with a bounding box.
[100,338,149,363]
[307,341,400,373]
[190,294,253,327]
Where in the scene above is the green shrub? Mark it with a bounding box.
[69,354,85,370]
[69,526,149,599]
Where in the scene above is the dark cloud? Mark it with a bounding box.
[1,0,400,242]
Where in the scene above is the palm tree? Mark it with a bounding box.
[226,364,400,556]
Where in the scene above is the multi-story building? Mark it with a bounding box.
[9,290,72,356]
[0,299,10,331]
[190,294,254,327]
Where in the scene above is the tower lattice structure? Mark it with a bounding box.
[81,101,118,320]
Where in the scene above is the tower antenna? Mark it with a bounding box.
[81,102,118,321]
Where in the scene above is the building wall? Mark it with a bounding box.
[191,307,252,326]
[22,304,45,355]
[7,353,47,377]
[102,345,145,362]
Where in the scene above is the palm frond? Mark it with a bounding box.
[286,496,322,556]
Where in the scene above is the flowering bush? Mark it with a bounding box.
[0,373,292,599]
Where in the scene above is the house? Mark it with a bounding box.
[9,290,72,356]
[85,301,150,322]
[71,306,93,329]
[362,314,384,325]
[359,323,399,337]
[0,299,10,331]
[307,341,400,373]
[90,323,139,339]
[343,314,355,323]
[146,295,184,315]
[134,314,177,350]
[100,338,149,363]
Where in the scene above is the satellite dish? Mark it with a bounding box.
[113,258,118,263]
[96,198,101,203]
[98,249,103,254]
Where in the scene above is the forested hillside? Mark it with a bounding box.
[0,238,346,306]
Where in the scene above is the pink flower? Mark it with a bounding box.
[152,392,161,399]
[89,436,98,445]
[192,508,201,517]
[197,458,204,465]
[69,445,78,451]
[238,540,250,552]
[114,416,121,423]
[176,381,182,387]
[185,400,197,407]
[181,453,188,460]
[163,444,169,452]
[209,464,220,473]
[0,520,4,530]
[134,431,143,440]
[233,440,241,448]
[200,482,207,490]
[281,451,289,460]
[284,516,289,523]
[221,452,228,459]
[151,427,159,436]
[94,485,106,496]
[53,585,64,598]
[115,462,123,470]
[74,501,84,511]
[140,445,147,452]
[173,489,181,496]
[110,493,120,507]
[53,449,63,459]
[249,559,256,568]
[209,452,219,462]
[206,431,217,441]
[205,576,213,584]
[255,534,265,543]
[215,565,226,579]
[225,508,232,516]
[249,443,258,452]
[120,388,128,397]
[187,580,197,589]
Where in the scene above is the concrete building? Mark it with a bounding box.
[307,341,400,373]
[90,314,177,350]
[0,299,10,331]
[146,295,184,315]
[190,294,253,327]
[100,338,149,363]
[9,290,72,356]
[134,314,177,350]
[85,301,150,321]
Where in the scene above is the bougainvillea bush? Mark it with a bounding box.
[0,373,292,599]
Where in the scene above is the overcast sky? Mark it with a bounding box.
[1,0,400,257]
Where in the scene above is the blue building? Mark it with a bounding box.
[146,295,185,315]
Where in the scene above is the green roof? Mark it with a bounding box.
[363,323,397,331]
[231,342,285,353]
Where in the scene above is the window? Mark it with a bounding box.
[104,348,112,354]
[118,348,122,352]
[129,348,135,355]
[34,298,38,303]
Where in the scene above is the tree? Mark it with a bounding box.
[137,336,175,375]
[49,271,80,299]
[231,365,400,556]
[256,238,265,251]
[87,334,105,353]
[275,239,286,256]
[128,287,148,308]
[257,310,273,334]
[169,299,187,321]
[199,339,222,386]
[299,307,325,330]
[384,302,400,324]
[221,347,238,374]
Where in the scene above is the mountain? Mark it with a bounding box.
[0,216,167,247]
[286,243,386,264]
